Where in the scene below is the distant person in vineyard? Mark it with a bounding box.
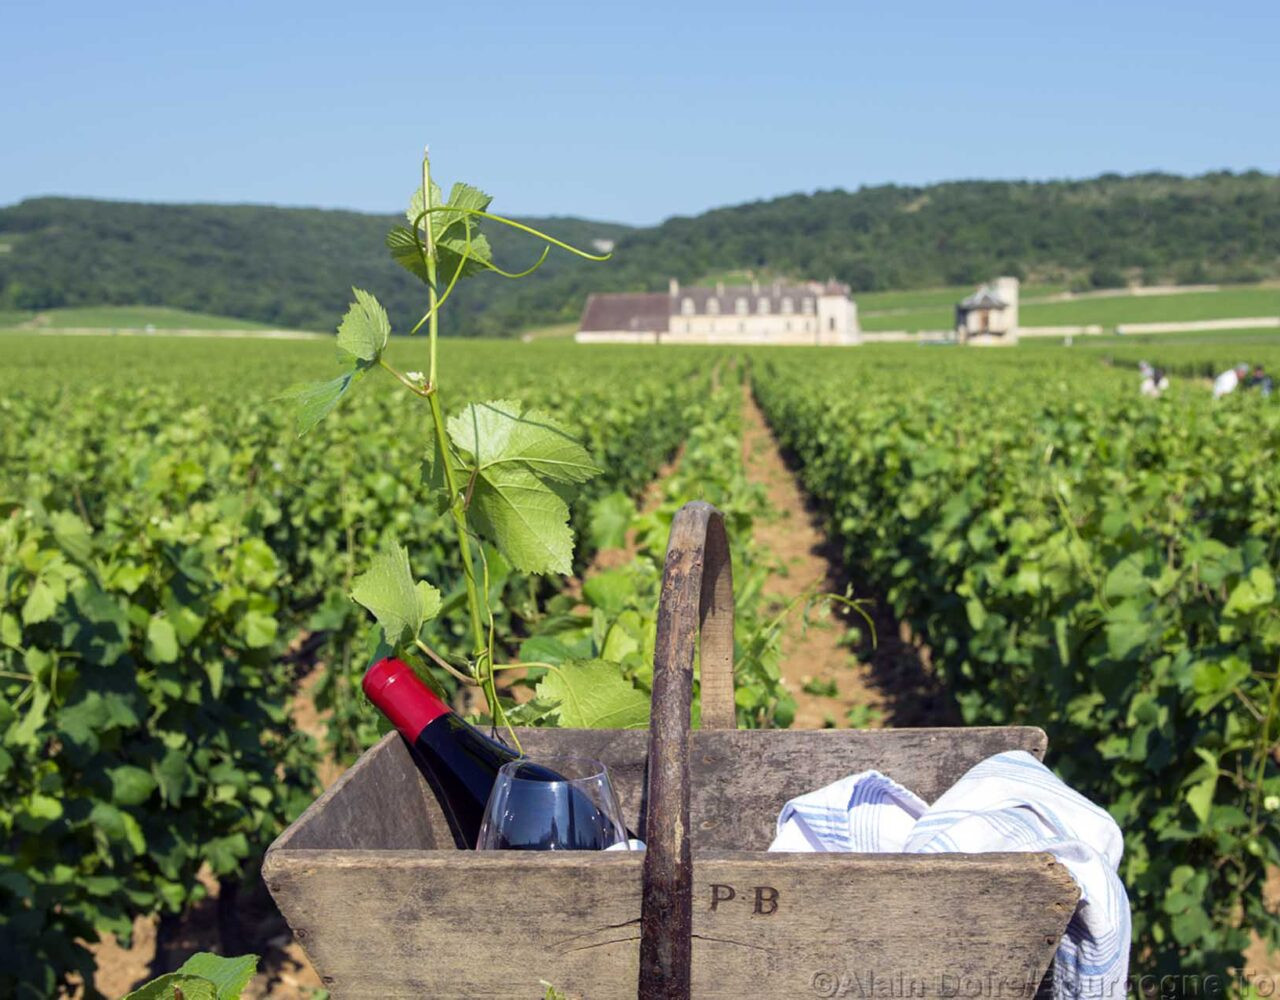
[1248,364,1272,398]
[1213,362,1249,399]
[1138,362,1169,397]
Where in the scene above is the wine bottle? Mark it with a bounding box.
[362,657,628,850]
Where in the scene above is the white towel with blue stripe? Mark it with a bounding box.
[768,750,1130,1000]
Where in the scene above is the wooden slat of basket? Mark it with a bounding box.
[273,724,1052,854]
[262,848,1077,999]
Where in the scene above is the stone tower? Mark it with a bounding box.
[816,281,860,345]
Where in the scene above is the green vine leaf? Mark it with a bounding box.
[437,231,495,282]
[279,370,355,435]
[107,765,157,807]
[336,287,390,362]
[437,182,493,233]
[386,226,429,284]
[1222,566,1275,618]
[350,538,442,646]
[468,465,575,575]
[448,399,601,485]
[447,400,601,574]
[435,182,495,278]
[534,659,650,728]
[1184,749,1220,826]
[146,615,179,664]
[49,510,93,563]
[588,491,635,550]
[391,182,496,286]
[173,952,259,1000]
[408,181,491,238]
[387,225,495,284]
[122,973,218,1000]
[406,180,444,226]
[281,289,388,434]
[121,952,256,1000]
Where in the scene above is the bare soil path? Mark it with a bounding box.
[740,386,883,728]
[1247,869,1280,980]
[740,383,957,729]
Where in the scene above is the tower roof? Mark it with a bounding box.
[958,285,1008,310]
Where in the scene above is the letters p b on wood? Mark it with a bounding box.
[708,882,780,915]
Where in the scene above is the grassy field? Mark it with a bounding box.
[856,283,1066,313]
[518,320,579,340]
[0,304,275,331]
[1020,285,1280,327]
[858,283,1280,332]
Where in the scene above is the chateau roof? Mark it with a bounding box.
[579,292,670,332]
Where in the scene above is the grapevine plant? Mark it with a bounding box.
[286,149,623,737]
[753,349,1280,982]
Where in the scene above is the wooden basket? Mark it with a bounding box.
[265,502,1078,999]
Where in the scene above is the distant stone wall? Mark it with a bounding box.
[662,327,848,346]
[861,330,949,343]
[1115,317,1280,335]
[574,329,859,346]
[574,330,660,344]
[1018,324,1105,337]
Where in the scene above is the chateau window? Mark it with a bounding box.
[828,317,836,331]
[681,297,695,316]
[757,298,770,314]
[707,298,720,315]
[735,297,748,315]
[781,297,794,314]
[738,322,745,333]
[785,321,792,332]
[802,298,815,314]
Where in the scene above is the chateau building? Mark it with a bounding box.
[575,279,860,346]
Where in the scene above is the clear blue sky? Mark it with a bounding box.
[4,0,1277,225]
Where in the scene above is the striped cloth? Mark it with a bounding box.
[768,750,1130,1000]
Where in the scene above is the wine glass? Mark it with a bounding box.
[476,755,631,851]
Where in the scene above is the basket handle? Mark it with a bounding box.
[639,501,736,1000]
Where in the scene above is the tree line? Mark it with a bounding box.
[2,170,1276,336]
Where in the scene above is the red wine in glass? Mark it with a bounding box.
[477,756,631,851]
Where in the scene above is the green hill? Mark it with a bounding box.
[2,171,1277,336]
[0,198,631,337]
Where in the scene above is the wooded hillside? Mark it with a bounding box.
[2,171,1276,335]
